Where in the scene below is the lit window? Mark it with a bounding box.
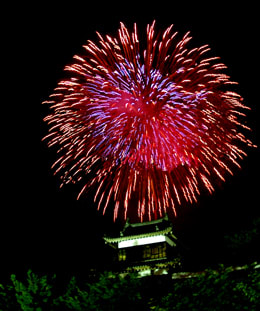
[118,249,126,261]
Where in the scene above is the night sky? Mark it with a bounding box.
[4,1,260,280]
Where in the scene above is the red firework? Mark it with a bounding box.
[43,22,254,222]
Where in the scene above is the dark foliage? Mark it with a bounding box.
[0,265,259,311]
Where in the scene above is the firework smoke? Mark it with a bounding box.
[43,22,255,221]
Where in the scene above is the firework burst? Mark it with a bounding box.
[43,21,255,221]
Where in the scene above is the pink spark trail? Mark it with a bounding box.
[43,22,255,222]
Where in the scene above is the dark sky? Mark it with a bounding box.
[4,1,260,278]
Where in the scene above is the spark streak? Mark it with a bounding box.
[43,22,255,221]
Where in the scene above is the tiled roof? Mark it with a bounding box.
[121,215,173,236]
[104,226,174,244]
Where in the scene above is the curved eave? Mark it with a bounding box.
[104,227,177,248]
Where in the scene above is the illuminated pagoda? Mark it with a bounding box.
[104,215,181,276]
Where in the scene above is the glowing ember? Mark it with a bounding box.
[43,22,255,221]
